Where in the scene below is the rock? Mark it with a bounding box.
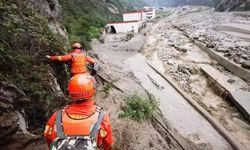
[187,66,199,75]
[236,52,242,57]
[193,36,199,40]
[232,117,250,130]
[198,37,206,42]
[178,65,191,76]
[168,43,175,47]
[224,53,232,57]
[216,48,228,53]
[167,59,174,65]
[183,69,191,76]
[241,55,248,60]
[228,46,234,50]
[227,79,235,84]
[161,57,168,61]
[242,60,250,69]
[0,81,31,145]
[206,42,215,48]
[149,141,154,147]
[234,57,244,64]
[178,65,185,72]
[231,113,240,118]
[175,46,187,53]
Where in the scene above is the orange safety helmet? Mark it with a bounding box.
[68,74,96,101]
[71,42,82,50]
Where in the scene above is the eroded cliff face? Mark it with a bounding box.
[26,0,67,38]
[215,0,250,11]
[0,0,68,149]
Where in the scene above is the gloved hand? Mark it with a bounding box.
[93,64,99,72]
[88,63,98,75]
[46,55,51,59]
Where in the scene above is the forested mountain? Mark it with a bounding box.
[119,0,147,11]
[143,0,214,7]
[58,0,147,49]
[143,0,250,11]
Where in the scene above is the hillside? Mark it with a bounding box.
[0,0,69,148]
[58,0,146,49]
[0,0,146,149]
[143,0,214,7]
[119,0,147,11]
[143,0,250,11]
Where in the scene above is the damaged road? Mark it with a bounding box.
[91,6,250,150]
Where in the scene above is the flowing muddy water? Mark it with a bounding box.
[125,53,232,150]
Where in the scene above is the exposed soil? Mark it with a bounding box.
[143,7,250,149]
[90,25,204,149]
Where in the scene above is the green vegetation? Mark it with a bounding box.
[102,79,119,98]
[58,0,147,49]
[119,93,159,122]
[58,0,124,49]
[0,1,68,131]
[119,0,146,11]
[0,0,147,133]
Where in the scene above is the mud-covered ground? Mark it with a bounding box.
[143,7,250,149]
[90,30,200,149]
[170,7,250,68]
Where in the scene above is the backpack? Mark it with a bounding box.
[50,108,104,150]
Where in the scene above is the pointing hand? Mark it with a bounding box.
[46,55,51,59]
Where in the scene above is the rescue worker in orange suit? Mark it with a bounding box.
[44,74,113,149]
[46,42,98,76]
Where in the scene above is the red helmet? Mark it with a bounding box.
[68,74,96,101]
[71,42,82,50]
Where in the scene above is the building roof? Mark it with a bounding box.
[108,20,139,24]
[123,10,144,14]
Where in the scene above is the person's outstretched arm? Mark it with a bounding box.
[48,53,72,62]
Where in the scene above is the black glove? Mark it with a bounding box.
[88,63,98,75]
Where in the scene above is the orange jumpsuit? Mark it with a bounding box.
[50,49,95,75]
[44,100,113,150]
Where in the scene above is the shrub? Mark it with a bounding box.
[119,93,158,122]
[101,79,119,97]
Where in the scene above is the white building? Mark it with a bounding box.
[106,10,146,34]
[123,11,146,22]
[107,21,141,33]
[143,7,156,20]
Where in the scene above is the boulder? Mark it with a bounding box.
[175,46,187,53]
[216,48,228,53]
[242,60,250,69]
[0,81,30,146]
[206,42,215,48]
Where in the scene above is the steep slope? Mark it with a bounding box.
[143,0,250,11]
[119,0,147,11]
[0,0,69,149]
[215,0,250,11]
[58,0,125,49]
[58,0,146,49]
[143,0,214,7]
